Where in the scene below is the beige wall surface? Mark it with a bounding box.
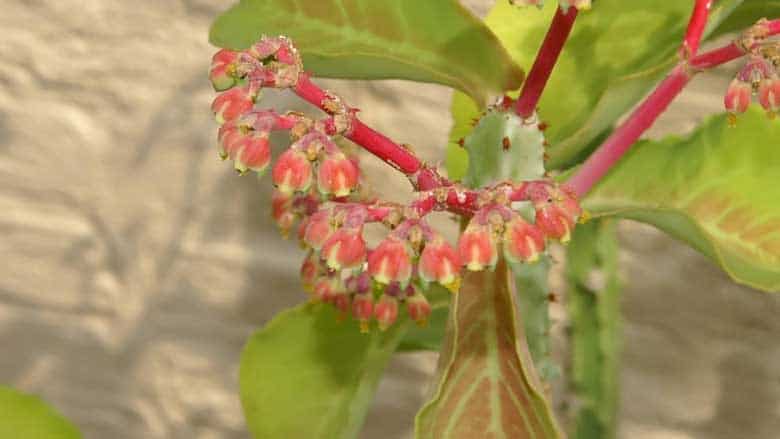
[1,1,778,438]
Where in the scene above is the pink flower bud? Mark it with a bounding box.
[458,225,497,271]
[332,292,351,316]
[419,239,461,292]
[234,135,271,174]
[724,79,752,115]
[367,237,413,285]
[217,123,242,160]
[300,251,320,292]
[303,209,334,250]
[345,272,371,295]
[759,77,780,116]
[209,49,240,91]
[321,228,367,271]
[271,190,296,235]
[312,277,337,303]
[272,149,312,194]
[504,217,545,263]
[536,204,575,243]
[352,293,373,333]
[211,85,256,125]
[317,153,359,197]
[374,295,399,331]
[406,291,432,326]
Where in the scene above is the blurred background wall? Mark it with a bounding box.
[1,1,778,438]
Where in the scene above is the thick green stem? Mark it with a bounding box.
[565,220,621,439]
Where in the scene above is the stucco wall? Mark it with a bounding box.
[1,1,778,438]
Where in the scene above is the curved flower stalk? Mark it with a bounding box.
[208,35,583,332]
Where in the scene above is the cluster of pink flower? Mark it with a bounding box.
[724,24,780,120]
[209,36,581,331]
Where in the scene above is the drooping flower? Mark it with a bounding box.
[209,49,240,91]
[321,228,367,271]
[317,153,359,197]
[406,289,432,325]
[374,294,399,331]
[419,238,461,292]
[367,237,413,285]
[504,216,546,263]
[458,225,498,271]
[211,85,257,125]
[273,149,312,194]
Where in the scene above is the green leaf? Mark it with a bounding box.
[415,260,562,438]
[397,307,448,351]
[209,0,524,104]
[585,108,780,292]
[240,303,410,439]
[566,220,621,439]
[710,0,780,38]
[0,386,81,439]
[446,0,749,174]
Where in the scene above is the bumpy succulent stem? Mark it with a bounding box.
[568,17,780,197]
[515,6,579,119]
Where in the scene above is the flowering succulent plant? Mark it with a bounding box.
[207,1,780,438]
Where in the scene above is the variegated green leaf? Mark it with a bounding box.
[415,260,562,438]
[585,108,780,292]
[209,0,524,103]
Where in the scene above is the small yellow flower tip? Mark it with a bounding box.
[767,110,777,120]
[578,209,591,224]
[359,321,370,333]
[727,113,738,127]
[444,277,461,294]
[415,319,429,328]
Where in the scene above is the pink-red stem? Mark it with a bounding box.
[681,0,712,58]
[515,6,579,119]
[568,18,780,197]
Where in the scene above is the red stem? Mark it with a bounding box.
[680,0,712,58]
[566,67,690,196]
[515,6,578,119]
[294,74,423,175]
[567,18,780,197]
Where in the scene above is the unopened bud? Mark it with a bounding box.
[272,149,312,194]
[209,49,240,91]
[303,209,334,250]
[419,238,461,292]
[458,225,498,271]
[536,204,574,243]
[321,228,367,271]
[724,79,752,116]
[211,85,257,125]
[406,291,432,326]
[758,77,780,117]
[504,217,545,263]
[374,295,399,331]
[271,190,296,235]
[367,237,413,285]
[352,293,373,333]
[317,153,360,197]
